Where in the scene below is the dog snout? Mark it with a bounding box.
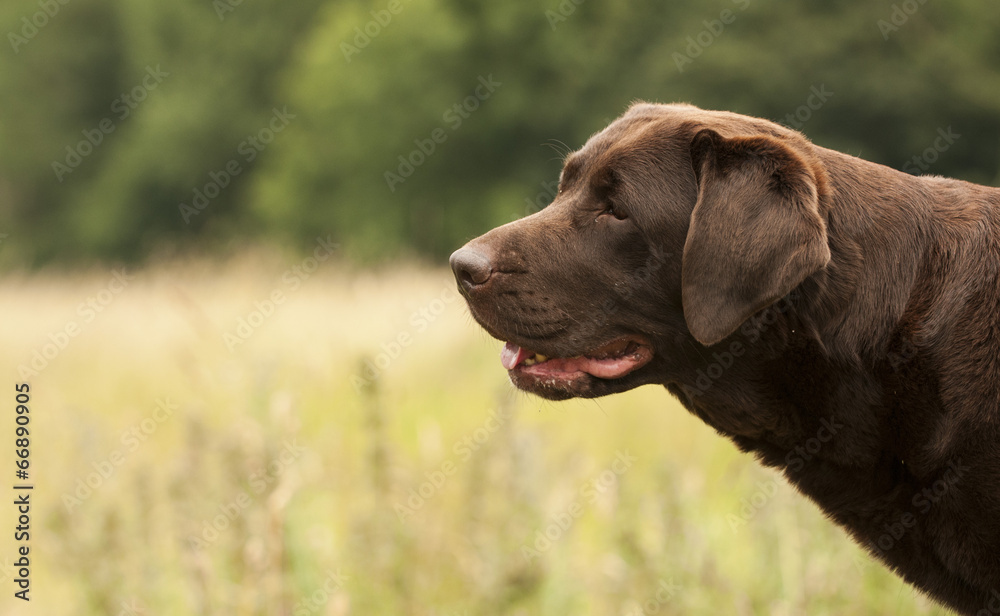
[449,246,493,291]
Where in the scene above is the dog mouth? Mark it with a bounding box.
[500,336,654,382]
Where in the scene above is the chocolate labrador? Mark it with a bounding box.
[449,103,1000,614]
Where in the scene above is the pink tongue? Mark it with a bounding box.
[500,342,531,370]
[501,341,650,379]
[543,355,643,379]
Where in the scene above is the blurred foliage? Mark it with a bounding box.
[1,0,999,265]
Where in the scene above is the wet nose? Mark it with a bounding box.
[449,247,493,290]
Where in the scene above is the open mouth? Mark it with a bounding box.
[500,336,654,381]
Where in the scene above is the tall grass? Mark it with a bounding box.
[0,255,953,615]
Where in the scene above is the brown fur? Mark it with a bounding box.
[450,103,1000,614]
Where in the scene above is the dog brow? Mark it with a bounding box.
[561,155,583,189]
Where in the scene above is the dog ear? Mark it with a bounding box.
[682,129,830,346]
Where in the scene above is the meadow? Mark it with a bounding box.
[0,253,955,615]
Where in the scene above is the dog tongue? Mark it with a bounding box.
[551,355,644,379]
[500,342,531,370]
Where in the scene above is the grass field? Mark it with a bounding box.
[0,253,955,615]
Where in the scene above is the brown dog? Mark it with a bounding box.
[450,103,1000,614]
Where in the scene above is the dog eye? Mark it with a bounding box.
[601,201,627,221]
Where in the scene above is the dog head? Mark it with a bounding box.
[450,103,830,400]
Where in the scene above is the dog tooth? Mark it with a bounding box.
[524,358,536,366]
[535,354,548,362]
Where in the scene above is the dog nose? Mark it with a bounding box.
[450,247,493,289]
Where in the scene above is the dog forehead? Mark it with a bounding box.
[572,104,805,183]
[574,113,692,188]
[611,102,793,143]
[576,104,710,166]
[558,103,799,220]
